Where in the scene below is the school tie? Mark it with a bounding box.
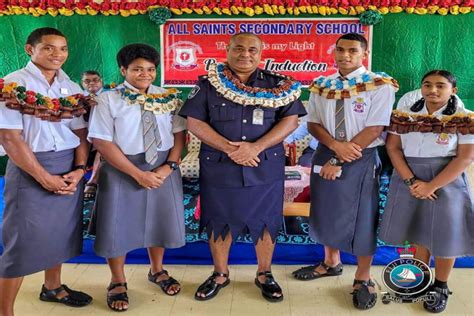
[142,108,162,165]
[334,76,347,141]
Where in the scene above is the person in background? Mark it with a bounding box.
[284,115,318,167]
[80,70,104,201]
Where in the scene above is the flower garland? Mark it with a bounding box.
[207,62,301,108]
[0,78,87,122]
[389,109,474,135]
[0,0,470,17]
[117,87,183,114]
[308,71,399,100]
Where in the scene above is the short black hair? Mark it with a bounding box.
[116,44,159,68]
[81,70,101,79]
[336,33,368,51]
[26,27,66,46]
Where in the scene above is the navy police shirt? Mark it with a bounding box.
[179,68,306,188]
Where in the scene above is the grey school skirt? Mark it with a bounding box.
[379,156,474,257]
[93,151,185,258]
[0,149,83,278]
[308,144,381,256]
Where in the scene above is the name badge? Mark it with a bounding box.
[60,88,69,95]
[252,108,264,125]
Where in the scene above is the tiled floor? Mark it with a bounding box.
[13,264,473,316]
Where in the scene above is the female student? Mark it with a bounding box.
[88,43,186,312]
[379,70,474,313]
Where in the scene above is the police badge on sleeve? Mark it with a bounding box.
[381,245,436,305]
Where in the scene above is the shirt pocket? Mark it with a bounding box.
[209,103,239,122]
[263,108,278,121]
[264,146,285,162]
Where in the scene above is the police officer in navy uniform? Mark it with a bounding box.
[179,32,306,302]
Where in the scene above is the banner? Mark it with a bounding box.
[161,18,372,87]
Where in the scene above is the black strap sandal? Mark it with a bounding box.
[194,271,230,301]
[424,285,452,313]
[292,262,343,281]
[148,269,181,296]
[107,282,129,312]
[254,271,284,303]
[39,284,92,307]
[351,279,377,310]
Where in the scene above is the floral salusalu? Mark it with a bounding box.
[207,62,301,108]
[309,71,399,100]
[389,109,474,135]
[0,78,87,122]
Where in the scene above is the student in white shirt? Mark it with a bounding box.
[379,70,474,313]
[80,70,104,201]
[88,43,186,312]
[293,33,397,310]
[0,27,92,316]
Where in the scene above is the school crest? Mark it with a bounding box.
[436,133,450,145]
[167,41,203,71]
[352,98,366,113]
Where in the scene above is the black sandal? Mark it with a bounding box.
[39,284,92,307]
[292,262,343,281]
[148,269,181,296]
[194,271,230,301]
[254,271,284,303]
[424,285,452,313]
[351,279,377,310]
[107,282,129,312]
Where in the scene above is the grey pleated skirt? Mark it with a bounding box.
[0,149,83,278]
[379,156,474,257]
[309,144,381,256]
[93,151,185,258]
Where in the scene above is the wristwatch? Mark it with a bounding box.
[165,161,179,170]
[73,164,87,174]
[403,176,417,186]
[328,157,344,167]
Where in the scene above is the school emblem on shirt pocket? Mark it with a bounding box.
[352,98,366,113]
[435,133,450,145]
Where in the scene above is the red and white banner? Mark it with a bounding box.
[160,18,372,87]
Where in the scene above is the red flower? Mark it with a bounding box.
[90,2,101,10]
[25,95,37,104]
[52,99,60,111]
[0,79,4,90]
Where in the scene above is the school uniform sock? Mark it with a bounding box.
[433,279,448,289]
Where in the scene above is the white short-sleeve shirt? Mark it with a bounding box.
[0,61,88,155]
[87,81,186,155]
[307,66,396,148]
[395,103,474,158]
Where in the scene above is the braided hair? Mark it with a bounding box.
[410,70,458,115]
